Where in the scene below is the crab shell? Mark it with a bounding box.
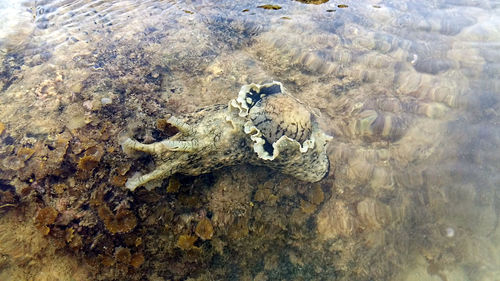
[227,81,333,182]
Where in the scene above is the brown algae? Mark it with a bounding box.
[195,217,214,240]
[257,4,282,10]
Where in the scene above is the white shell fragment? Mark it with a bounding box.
[122,82,333,191]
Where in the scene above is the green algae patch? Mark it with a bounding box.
[257,4,282,10]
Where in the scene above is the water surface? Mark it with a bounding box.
[0,0,499,280]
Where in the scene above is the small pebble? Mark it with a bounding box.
[445,227,455,238]
[101,97,112,105]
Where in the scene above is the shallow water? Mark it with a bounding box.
[0,0,499,280]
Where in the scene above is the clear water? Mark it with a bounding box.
[0,0,499,280]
